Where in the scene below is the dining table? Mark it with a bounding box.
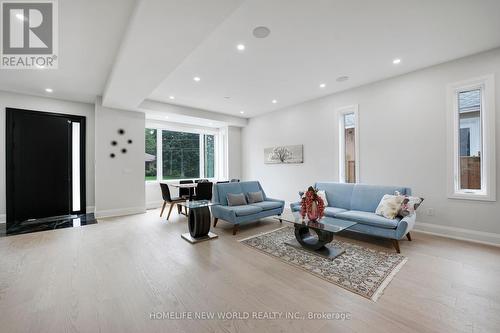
[168,182,197,200]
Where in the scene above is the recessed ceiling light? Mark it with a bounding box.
[169,96,175,100]
[236,44,245,51]
[45,88,53,93]
[193,76,201,82]
[336,76,349,82]
[164,116,169,119]
[319,83,326,88]
[272,99,277,104]
[393,58,401,64]
[253,26,271,39]
[240,110,245,114]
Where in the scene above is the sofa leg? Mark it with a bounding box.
[213,218,218,228]
[406,232,412,241]
[279,219,282,223]
[233,224,239,236]
[392,239,401,253]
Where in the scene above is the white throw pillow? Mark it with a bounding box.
[317,190,328,206]
[375,194,404,219]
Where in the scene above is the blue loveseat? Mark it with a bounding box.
[212,181,285,235]
[291,182,416,253]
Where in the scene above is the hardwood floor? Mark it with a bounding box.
[0,208,499,333]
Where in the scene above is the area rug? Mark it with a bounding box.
[239,227,407,302]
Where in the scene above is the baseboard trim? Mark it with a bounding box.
[86,206,95,213]
[95,206,146,219]
[414,222,500,247]
[0,214,5,224]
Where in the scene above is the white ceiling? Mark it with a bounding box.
[149,0,500,117]
[1,0,500,120]
[0,0,135,103]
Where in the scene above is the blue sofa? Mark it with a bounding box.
[212,181,285,235]
[291,182,416,253]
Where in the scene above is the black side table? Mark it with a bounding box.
[178,200,218,244]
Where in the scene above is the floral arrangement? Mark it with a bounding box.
[300,186,325,221]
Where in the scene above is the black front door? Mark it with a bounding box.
[6,108,86,230]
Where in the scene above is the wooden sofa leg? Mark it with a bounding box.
[233,224,239,236]
[213,218,218,227]
[278,215,282,223]
[406,232,412,241]
[392,239,401,253]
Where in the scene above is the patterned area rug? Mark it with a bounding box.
[239,227,407,302]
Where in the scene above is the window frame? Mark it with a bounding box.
[337,104,360,183]
[446,75,496,201]
[145,122,220,183]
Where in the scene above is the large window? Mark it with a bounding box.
[145,128,217,181]
[338,105,359,183]
[447,75,496,201]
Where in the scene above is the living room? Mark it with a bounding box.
[1,1,499,332]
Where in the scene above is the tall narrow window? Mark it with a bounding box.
[458,89,481,190]
[145,128,157,181]
[447,75,496,201]
[204,134,215,178]
[72,122,81,211]
[338,105,359,183]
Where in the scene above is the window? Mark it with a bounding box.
[145,127,219,181]
[162,130,200,179]
[145,128,157,181]
[204,134,215,178]
[447,75,496,201]
[338,105,359,183]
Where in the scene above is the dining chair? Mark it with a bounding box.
[179,180,194,199]
[159,183,184,220]
[194,182,213,201]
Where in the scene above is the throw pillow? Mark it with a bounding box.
[247,191,264,203]
[375,194,405,219]
[399,196,424,217]
[317,190,329,207]
[227,193,247,206]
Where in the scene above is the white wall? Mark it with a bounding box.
[94,99,146,217]
[242,48,500,243]
[228,126,242,180]
[0,91,95,222]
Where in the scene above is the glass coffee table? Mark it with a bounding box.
[277,212,357,259]
[178,200,218,244]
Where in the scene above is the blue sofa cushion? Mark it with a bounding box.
[335,210,400,229]
[215,182,243,205]
[324,207,348,217]
[230,205,263,217]
[350,184,412,212]
[315,182,354,210]
[251,201,283,211]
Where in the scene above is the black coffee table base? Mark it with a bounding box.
[285,224,345,259]
[181,206,218,244]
